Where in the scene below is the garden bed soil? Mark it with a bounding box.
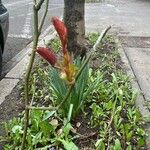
[0,82,24,148]
[0,35,121,149]
[0,34,147,149]
[73,108,98,149]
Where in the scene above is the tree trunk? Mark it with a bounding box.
[64,0,86,57]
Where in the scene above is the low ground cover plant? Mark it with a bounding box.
[0,19,146,150]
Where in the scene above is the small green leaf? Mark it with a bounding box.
[63,123,72,137]
[126,145,132,150]
[105,100,113,110]
[31,110,43,123]
[59,139,78,150]
[43,111,56,121]
[137,138,145,147]
[32,132,42,145]
[39,121,54,137]
[67,104,73,122]
[12,125,23,134]
[126,131,133,141]
[114,139,122,150]
[95,139,105,150]
[3,145,11,150]
[112,73,117,83]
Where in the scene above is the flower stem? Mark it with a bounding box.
[26,106,56,110]
[21,0,49,149]
[21,5,38,150]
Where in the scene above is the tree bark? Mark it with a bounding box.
[64,0,86,57]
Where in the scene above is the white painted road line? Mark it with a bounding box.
[22,3,32,38]
[48,6,64,11]
[8,34,32,39]
[5,0,32,7]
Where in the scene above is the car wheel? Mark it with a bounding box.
[0,46,2,76]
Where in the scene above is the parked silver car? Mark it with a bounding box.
[0,0,9,75]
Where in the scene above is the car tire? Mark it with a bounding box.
[0,46,2,76]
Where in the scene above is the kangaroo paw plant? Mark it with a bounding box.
[36,17,90,118]
[37,17,78,86]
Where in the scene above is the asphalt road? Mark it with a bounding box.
[2,0,63,75]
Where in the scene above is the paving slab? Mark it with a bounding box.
[0,51,30,105]
[0,78,19,105]
[119,36,150,48]
[124,47,150,102]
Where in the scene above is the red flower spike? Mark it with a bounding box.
[51,17,67,54]
[37,47,57,66]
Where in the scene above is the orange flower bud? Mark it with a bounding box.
[37,47,57,66]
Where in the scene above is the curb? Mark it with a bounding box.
[116,37,150,149]
[0,28,56,105]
